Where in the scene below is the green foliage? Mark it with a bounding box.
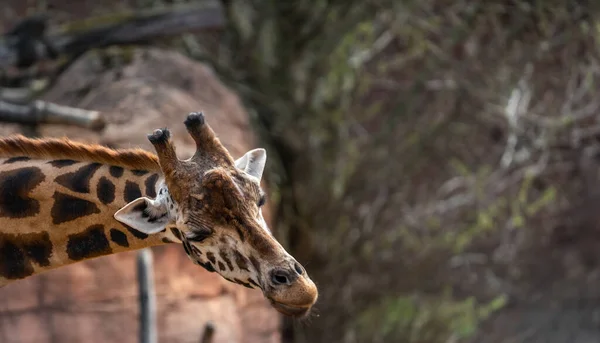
[356,293,507,343]
[446,196,508,253]
[94,45,137,68]
[177,1,589,343]
[432,164,558,253]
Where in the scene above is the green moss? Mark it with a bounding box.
[526,187,556,215]
[57,12,136,33]
[56,3,204,34]
[356,293,507,343]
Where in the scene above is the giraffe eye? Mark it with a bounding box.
[187,228,212,242]
[258,194,266,207]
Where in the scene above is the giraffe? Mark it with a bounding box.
[0,111,317,318]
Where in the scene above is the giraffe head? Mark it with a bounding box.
[114,112,317,317]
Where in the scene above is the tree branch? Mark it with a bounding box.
[0,99,105,130]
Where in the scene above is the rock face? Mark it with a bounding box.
[0,49,280,343]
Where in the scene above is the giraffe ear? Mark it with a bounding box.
[114,197,169,234]
[234,148,266,180]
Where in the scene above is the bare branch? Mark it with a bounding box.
[0,99,105,130]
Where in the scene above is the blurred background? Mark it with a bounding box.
[1,0,600,342]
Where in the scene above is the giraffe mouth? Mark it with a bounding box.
[268,299,312,318]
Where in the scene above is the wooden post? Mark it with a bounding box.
[200,321,215,343]
[137,248,157,343]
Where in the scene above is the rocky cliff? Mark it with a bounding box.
[0,48,280,343]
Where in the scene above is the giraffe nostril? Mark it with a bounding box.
[294,262,304,275]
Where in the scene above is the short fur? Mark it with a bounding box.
[0,135,160,171]
[0,112,318,318]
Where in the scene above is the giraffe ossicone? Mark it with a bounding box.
[0,111,318,318]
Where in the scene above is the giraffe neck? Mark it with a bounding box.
[0,156,174,286]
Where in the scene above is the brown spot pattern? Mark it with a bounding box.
[109,229,129,247]
[66,224,112,261]
[233,250,250,272]
[0,239,32,279]
[109,166,124,178]
[249,256,262,277]
[48,159,78,168]
[144,174,160,198]
[0,167,45,218]
[124,224,149,240]
[124,181,142,202]
[55,162,102,194]
[0,232,53,279]
[206,251,216,265]
[170,228,182,241]
[51,192,100,224]
[233,278,254,289]
[97,176,116,205]
[4,156,30,164]
[219,251,234,271]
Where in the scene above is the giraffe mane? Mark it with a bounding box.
[0,135,161,171]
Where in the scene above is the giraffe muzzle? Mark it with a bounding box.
[269,300,313,318]
[265,261,318,318]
